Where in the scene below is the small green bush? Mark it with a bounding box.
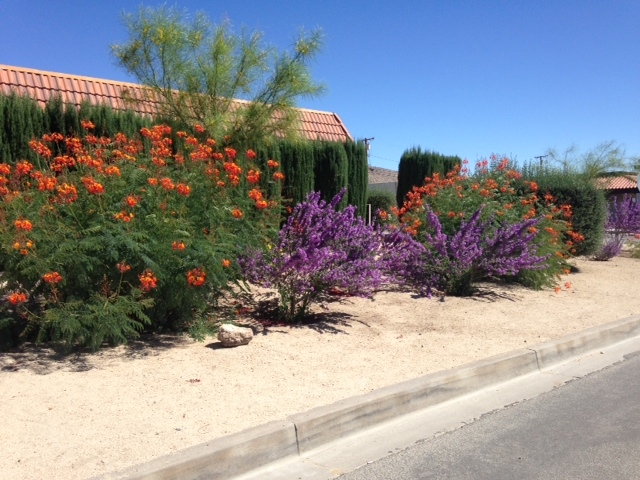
[521,166,606,256]
[367,189,396,223]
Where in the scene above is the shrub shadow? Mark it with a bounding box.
[221,290,359,335]
[0,333,188,375]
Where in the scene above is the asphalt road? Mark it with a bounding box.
[338,351,640,480]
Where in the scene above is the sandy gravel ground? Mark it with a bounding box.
[1,255,639,480]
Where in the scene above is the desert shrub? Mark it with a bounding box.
[593,195,640,261]
[521,166,607,256]
[239,189,422,322]
[367,189,396,224]
[0,123,284,350]
[391,157,577,292]
[409,206,549,296]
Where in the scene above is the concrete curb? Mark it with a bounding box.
[101,314,640,480]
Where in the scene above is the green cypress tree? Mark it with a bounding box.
[45,95,65,135]
[63,102,80,136]
[313,141,348,210]
[396,147,461,206]
[279,139,315,206]
[344,140,368,216]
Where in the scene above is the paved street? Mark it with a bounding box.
[338,352,640,480]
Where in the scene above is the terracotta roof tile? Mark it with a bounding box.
[595,175,638,191]
[0,64,352,142]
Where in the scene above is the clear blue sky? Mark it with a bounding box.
[1,0,638,171]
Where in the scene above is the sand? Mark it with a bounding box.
[1,255,639,480]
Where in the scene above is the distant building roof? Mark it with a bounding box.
[0,64,352,143]
[368,166,398,185]
[595,174,638,191]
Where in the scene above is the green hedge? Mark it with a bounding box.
[314,141,349,210]
[397,147,461,207]
[522,167,607,256]
[0,92,370,216]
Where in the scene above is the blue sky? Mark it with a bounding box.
[1,0,638,171]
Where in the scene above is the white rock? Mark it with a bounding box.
[217,324,253,347]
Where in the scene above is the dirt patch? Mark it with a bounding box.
[1,256,639,479]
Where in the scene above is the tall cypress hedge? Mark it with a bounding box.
[0,92,152,165]
[396,147,461,207]
[313,141,349,210]
[0,92,45,163]
[344,140,368,216]
[0,92,369,217]
[279,140,315,206]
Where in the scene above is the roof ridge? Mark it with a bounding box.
[0,64,145,89]
[0,64,344,119]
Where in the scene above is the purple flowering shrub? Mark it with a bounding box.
[239,189,423,321]
[417,206,549,296]
[594,195,640,261]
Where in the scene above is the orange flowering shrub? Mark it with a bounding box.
[389,156,579,289]
[0,123,285,349]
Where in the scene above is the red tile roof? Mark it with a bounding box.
[595,175,638,191]
[0,64,352,142]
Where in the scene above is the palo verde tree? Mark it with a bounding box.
[111,5,325,147]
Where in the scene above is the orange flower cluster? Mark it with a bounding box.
[160,177,175,191]
[15,161,34,177]
[172,241,186,251]
[125,195,139,208]
[224,148,237,160]
[139,270,158,292]
[37,175,57,191]
[176,183,191,196]
[13,240,34,256]
[246,169,260,184]
[81,120,95,130]
[116,262,131,273]
[186,267,206,287]
[231,208,243,219]
[224,162,242,186]
[245,149,257,160]
[273,172,285,181]
[51,155,77,173]
[29,139,53,158]
[8,292,27,306]
[43,272,63,284]
[222,259,231,268]
[104,166,121,176]
[56,183,78,204]
[81,176,105,195]
[114,211,135,223]
[267,159,279,169]
[14,219,33,231]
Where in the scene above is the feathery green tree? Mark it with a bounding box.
[111,5,325,147]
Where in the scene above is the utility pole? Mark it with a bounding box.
[534,155,548,167]
[363,137,374,165]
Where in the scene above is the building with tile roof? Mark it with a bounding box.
[0,64,352,143]
[595,173,639,201]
